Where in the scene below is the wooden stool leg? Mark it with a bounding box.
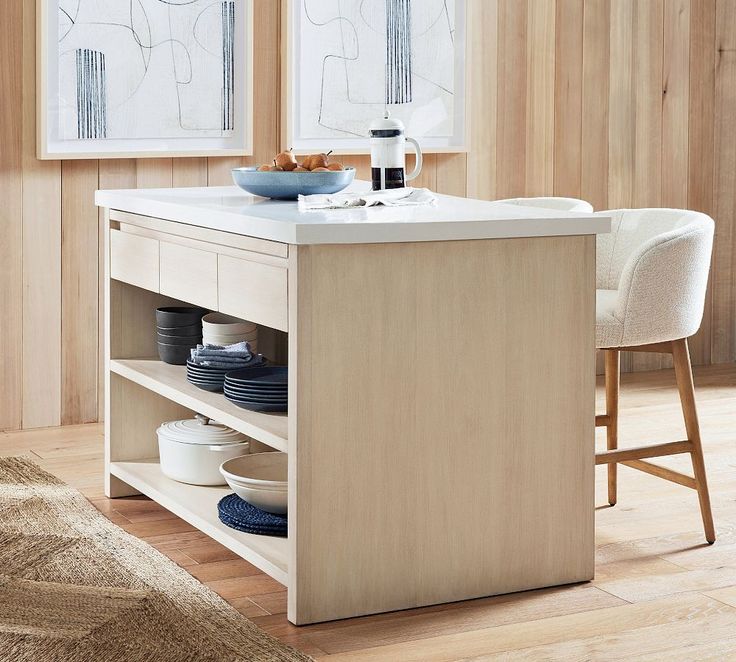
[605,349,620,506]
[672,338,716,544]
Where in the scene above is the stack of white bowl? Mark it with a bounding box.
[202,312,258,352]
[219,452,287,514]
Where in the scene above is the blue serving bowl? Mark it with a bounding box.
[231,166,356,201]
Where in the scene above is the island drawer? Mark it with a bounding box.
[109,221,289,332]
[218,255,288,332]
[110,229,159,292]
[159,241,218,310]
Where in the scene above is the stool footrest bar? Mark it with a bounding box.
[596,440,693,464]
[621,459,697,489]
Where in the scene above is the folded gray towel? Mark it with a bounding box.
[197,356,266,369]
[195,349,252,359]
[198,340,250,352]
[190,340,256,367]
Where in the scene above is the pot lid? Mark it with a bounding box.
[157,416,249,446]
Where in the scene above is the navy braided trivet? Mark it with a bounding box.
[218,493,287,537]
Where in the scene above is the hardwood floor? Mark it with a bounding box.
[2,363,736,659]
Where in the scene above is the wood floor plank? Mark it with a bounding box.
[704,584,736,608]
[490,602,736,661]
[187,558,262,582]
[304,586,624,656]
[229,597,271,618]
[592,556,685,583]
[172,539,241,564]
[205,574,285,600]
[158,548,199,569]
[595,566,736,603]
[249,590,288,616]
[316,594,730,662]
[663,541,736,570]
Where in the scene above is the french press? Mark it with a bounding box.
[369,112,423,190]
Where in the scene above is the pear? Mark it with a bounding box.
[311,167,329,172]
[307,151,332,170]
[257,164,270,172]
[269,160,283,172]
[327,162,344,171]
[293,166,308,172]
[275,148,298,171]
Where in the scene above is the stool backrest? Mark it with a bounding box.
[493,197,594,213]
[595,208,714,343]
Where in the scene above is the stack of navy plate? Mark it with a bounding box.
[187,357,268,393]
[223,367,287,412]
[217,493,287,537]
[186,361,231,393]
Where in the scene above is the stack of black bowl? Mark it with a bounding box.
[156,307,208,365]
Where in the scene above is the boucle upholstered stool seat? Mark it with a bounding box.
[493,196,594,213]
[593,208,716,543]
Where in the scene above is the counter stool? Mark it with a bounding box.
[494,197,594,213]
[594,208,715,543]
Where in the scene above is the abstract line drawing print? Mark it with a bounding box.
[57,0,238,141]
[75,48,107,139]
[222,0,234,131]
[292,0,465,149]
[385,0,412,105]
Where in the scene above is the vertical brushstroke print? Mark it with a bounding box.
[222,0,235,131]
[385,0,413,104]
[75,48,107,139]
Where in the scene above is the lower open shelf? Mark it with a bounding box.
[110,359,288,452]
[110,459,288,586]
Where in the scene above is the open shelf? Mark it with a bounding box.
[110,459,288,585]
[110,359,288,452]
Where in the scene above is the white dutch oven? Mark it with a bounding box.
[157,415,250,486]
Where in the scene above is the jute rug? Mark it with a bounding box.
[0,457,311,662]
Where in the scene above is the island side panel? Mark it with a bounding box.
[288,236,595,625]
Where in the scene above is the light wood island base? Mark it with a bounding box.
[100,198,600,625]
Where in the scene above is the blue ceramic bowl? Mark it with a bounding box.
[231,166,356,201]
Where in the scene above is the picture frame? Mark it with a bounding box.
[283,0,468,155]
[37,0,253,159]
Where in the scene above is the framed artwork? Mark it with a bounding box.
[37,0,253,159]
[284,0,467,154]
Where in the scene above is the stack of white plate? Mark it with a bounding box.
[219,452,287,514]
[202,312,258,352]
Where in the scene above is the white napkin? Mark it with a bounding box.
[298,187,438,212]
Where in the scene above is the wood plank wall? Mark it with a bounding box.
[1,0,734,430]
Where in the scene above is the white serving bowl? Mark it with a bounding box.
[158,418,250,486]
[202,312,257,335]
[220,452,287,514]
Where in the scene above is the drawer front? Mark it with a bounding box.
[110,229,159,292]
[218,255,288,332]
[160,241,218,309]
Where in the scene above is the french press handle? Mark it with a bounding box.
[405,137,423,182]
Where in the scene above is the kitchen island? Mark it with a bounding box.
[95,184,610,625]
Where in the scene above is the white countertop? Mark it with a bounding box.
[95,183,610,245]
